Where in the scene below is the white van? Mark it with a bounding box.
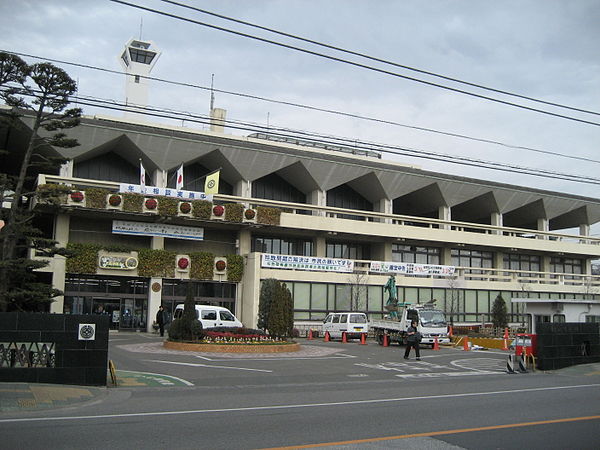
[322,312,369,339]
[173,304,243,329]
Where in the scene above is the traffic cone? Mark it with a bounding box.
[433,336,440,351]
[501,327,509,351]
[324,331,330,342]
[463,337,470,351]
[383,334,389,347]
[342,331,348,343]
[308,329,313,340]
[448,326,453,337]
[360,333,367,345]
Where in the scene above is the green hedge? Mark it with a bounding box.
[257,206,281,225]
[192,200,212,219]
[225,203,243,223]
[157,197,179,216]
[226,254,244,282]
[85,188,109,209]
[66,242,102,274]
[137,249,176,278]
[190,252,215,280]
[123,193,144,212]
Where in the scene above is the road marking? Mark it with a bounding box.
[116,370,194,386]
[0,383,598,424]
[193,354,356,362]
[396,370,499,379]
[146,359,273,373]
[261,415,600,449]
[451,358,506,372]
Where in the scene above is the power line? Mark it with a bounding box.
[5,49,600,167]
[160,0,600,118]
[6,85,599,186]
[108,0,600,127]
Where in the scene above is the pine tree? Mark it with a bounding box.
[491,294,508,329]
[0,52,81,311]
[259,278,294,338]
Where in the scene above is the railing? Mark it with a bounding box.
[37,174,600,246]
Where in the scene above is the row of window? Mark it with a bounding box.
[284,280,597,322]
[252,238,584,274]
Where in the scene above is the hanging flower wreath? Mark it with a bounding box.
[244,209,256,220]
[213,205,225,216]
[179,202,192,214]
[177,257,190,269]
[145,198,158,210]
[70,191,84,202]
[108,194,122,206]
[215,259,227,272]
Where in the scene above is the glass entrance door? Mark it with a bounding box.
[92,298,121,330]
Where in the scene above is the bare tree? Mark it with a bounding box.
[348,271,368,311]
[445,275,461,326]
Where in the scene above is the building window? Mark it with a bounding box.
[550,257,582,279]
[129,48,156,64]
[393,244,440,264]
[503,253,541,278]
[585,315,600,323]
[326,242,369,260]
[553,314,566,323]
[252,236,313,256]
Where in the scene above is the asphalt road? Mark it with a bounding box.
[1,333,599,449]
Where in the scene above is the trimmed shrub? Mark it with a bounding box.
[257,206,281,225]
[192,200,212,219]
[123,193,144,212]
[85,188,108,209]
[225,203,243,223]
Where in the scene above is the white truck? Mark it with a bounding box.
[371,303,450,347]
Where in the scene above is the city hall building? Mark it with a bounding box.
[4,105,600,333]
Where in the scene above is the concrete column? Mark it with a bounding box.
[441,247,452,266]
[238,229,252,256]
[491,212,503,235]
[537,218,549,240]
[375,198,392,223]
[234,179,251,198]
[151,236,164,250]
[50,214,70,314]
[308,189,326,216]
[315,234,327,257]
[580,224,591,244]
[154,169,167,188]
[147,277,163,333]
[439,206,451,230]
[373,240,392,262]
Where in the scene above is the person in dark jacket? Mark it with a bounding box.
[156,305,166,337]
[404,319,421,360]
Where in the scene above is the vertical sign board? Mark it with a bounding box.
[78,324,96,341]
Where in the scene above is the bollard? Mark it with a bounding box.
[324,331,330,342]
[448,326,453,337]
[433,336,440,351]
[518,353,528,373]
[308,329,314,340]
[502,327,509,351]
[506,354,516,374]
[359,333,367,345]
[383,334,389,347]
[342,331,348,343]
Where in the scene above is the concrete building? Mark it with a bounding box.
[3,107,600,332]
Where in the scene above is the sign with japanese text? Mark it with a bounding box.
[261,253,354,273]
[370,261,456,276]
[112,220,204,241]
[119,183,213,202]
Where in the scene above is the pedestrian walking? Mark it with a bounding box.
[156,305,166,337]
[404,319,421,360]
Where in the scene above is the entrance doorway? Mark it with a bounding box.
[92,298,147,331]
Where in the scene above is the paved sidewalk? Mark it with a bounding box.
[0,383,107,413]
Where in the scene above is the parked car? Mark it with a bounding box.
[173,304,243,329]
[322,312,369,339]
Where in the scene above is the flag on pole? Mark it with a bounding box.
[176,163,184,190]
[204,169,220,194]
[140,160,146,192]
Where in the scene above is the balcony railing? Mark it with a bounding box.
[36,174,600,247]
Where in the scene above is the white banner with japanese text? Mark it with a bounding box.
[112,220,204,241]
[370,261,455,276]
[261,254,354,273]
[119,183,213,202]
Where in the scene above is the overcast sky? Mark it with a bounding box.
[1,1,599,212]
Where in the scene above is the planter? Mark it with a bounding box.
[107,193,123,210]
[143,197,159,214]
[164,340,300,353]
[211,204,225,220]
